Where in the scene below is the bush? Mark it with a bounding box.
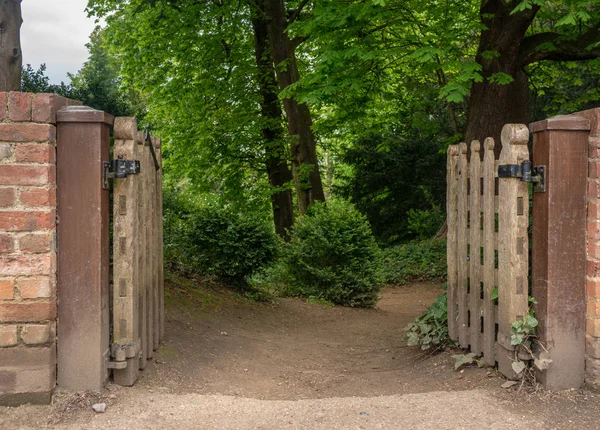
[283,200,382,308]
[163,189,278,285]
[381,238,446,284]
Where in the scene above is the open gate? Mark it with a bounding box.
[447,124,535,378]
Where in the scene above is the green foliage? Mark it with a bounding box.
[21,64,74,96]
[381,239,447,285]
[163,189,278,286]
[405,293,449,350]
[283,200,382,308]
[453,352,485,370]
[339,133,447,243]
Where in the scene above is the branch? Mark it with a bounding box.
[520,25,600,66]
[288,0,311,25]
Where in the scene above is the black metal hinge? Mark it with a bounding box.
[498,160,546,193]
[103,155,141,189]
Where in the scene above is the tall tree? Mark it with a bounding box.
[251,2,295,237]
[264,0,326,214]
[0,0,22,91]
[465,0,600,149]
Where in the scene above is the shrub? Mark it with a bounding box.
[284,200,382,308]
[381,238,447,284]
[163,189,278,285]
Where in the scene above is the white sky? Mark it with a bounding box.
[21,0,99,84]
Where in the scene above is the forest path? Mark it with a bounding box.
[2,281,600,429]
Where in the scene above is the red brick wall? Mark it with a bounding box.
[582,107,600,389]
[0,92,79,405]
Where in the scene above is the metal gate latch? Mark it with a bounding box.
[103,155,141,189]
[498,160,546,193]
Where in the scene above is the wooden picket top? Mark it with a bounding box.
[110,119,164,386]
[447,124,530,377]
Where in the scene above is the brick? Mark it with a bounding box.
[590,145,600,159]
[0,187,15,207]
[0,123,56,143]
[588,260,600,278]
[0,346,54,367]
[21,324,52,345]
[18,277,52,299]
[587,334,600,359]
[586,357,600,387]
[0,302,55,322]
[589,222,600,240]
[0,165,54,186]
[589,181,600,199]
[589,201,600,220]
[588,278,600,298]
[0,234,14,253]
[590,161,600,179]
[19,187,55,207]
[0,142,11,161]
[14,144,55,164]
[31,94,56,124]
[0,92,7,121]
[0,254,52,276]
[587,299,600,318]
[8,92,32,122]
[0,279,13,299]
[587,317,600,337]
[0,325,17,347]
[0,210,55,231]
[578,108,600,137]
[19,233,53,253]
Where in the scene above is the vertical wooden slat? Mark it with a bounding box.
[112,117,140,386]
[457,142,469,347]
[144,136,154,359]
[497,124,530,378]
[469,141,482,355]
[156,139,165,341]
[447,145,459,341]
[482,137,497,365]
[137,131,148,369]
[151,137,160,351]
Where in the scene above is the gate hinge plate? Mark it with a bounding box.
[103,155,141,189]
[498,161,546,193]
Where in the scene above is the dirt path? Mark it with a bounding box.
[2,281,600,429]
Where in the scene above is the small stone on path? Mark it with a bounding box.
[92,403,107,413]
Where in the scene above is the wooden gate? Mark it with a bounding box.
[56,108,164,390]
[111,118,165,386]
[447,124,531,378]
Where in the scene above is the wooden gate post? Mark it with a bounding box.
[56,106,113,391]
[530,115,590,390]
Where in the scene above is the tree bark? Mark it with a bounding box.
[0,0,22,91]
[464,1,535,155]
[264,0,325,215]
[251,5,295,239]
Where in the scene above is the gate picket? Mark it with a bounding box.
[468,141,482,355]
[482,138,497,366]
[457,142,469,347]
[137,130,149,369]
[112,118,140,385]
[446,146,459,341]
[496,124,530,378]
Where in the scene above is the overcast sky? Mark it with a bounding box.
[21,0,98,84]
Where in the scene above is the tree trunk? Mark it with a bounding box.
[251,6,295,239]
[464,1,535,156]
[0,0,22,91]
[264,0,325,215]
